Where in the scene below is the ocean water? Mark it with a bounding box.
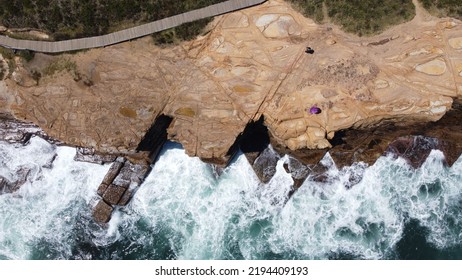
[1,136,462,260]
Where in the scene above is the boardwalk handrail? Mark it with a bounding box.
[0,0,266,53]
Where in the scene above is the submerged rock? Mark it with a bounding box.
[101,158,125,186]
[283,156,310,189]
[250,147,280,183]
[91,156,152,223]
[92,200,113,224]
[386,136,442,168]
[102,184,127,205]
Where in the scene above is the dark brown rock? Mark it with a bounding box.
[96,183,109,196]
[283,156,310,189]
[271,138,328,166]
[386,136,444,169]
[101,159,125,186]
[251,147,280,183]
[327,125,403,169]
[92,200,113,224]
[316,103,462,169]
[117,189,132,206]
[112,161,149,187]
[102,184,127,205]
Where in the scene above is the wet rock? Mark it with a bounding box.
[92,154,153,222]
[343,162,367,189]
[327,126,400,169]
[0,176,12,194]
[386,136,443,168]
[92,200,113,224]
[283,156,310,189]
[0,167,31,194]
[325,103,462,168]
[251,147,281,183]
[0,117,58,144]
[101,158,125,186]
[423,103,462,166]
[309,155,337,184]
[74,147,117,164]
[117,189,132,206]
[96,183,109,196]
[102,184,127,205]
[271,137,328,166]
[210,164,224,178]
[112,161,149,188]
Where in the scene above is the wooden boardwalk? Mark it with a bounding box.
[0,0,266,53]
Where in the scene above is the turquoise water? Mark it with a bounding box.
[1,137,462,259]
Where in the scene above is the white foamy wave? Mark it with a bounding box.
[0,137,109,259]
[0,137,55,184]
[124,148,462,259]
[1,137,462,259]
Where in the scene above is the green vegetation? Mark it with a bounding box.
[0,46,15,60]
[286,0,324,23]
[0,0,226,41]
[42,57,78,79]
[287,0,416,36]
[17,50,35,62]
[0,46,35,78]
[419,0,462,19]
[0,64,5,80]
[0,46,15,79]
[152,18,213,46]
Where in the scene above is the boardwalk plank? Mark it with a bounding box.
[0,0,266,53]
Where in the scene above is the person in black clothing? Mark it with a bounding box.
[305,47,314,54]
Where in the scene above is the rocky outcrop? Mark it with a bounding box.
[92,200,113,224]
[74,147,117,164]
[0,115,58,145]
[92,158,152,224]
[252,103,462,192]
[386,136,443,168]
[0,167,30,194]
[0,0,460,166]
[326,102,462,169]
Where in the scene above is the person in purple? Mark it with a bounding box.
[309,106,321,115]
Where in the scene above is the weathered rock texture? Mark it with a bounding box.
[0,0,461,165]
[92,157,152,224]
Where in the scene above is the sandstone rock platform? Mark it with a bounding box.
[0,0,461,167]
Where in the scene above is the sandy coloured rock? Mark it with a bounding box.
[449,37,462,49]
[415,59,447,75]
[0,0,461,164]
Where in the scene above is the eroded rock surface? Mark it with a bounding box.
[92,156,152,223]
[0,0,460,165]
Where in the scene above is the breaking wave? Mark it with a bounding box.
[1,137,462,259]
